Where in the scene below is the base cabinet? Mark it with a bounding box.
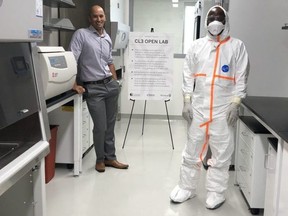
[48,101,93,164]
[236,116,272,214]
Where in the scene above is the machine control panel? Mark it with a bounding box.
[48,56,67,69]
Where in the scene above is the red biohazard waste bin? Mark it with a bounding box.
[45,125,59,184]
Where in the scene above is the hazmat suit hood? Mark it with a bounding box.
[205,5,230,41]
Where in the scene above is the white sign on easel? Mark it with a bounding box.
[128,32,173,100]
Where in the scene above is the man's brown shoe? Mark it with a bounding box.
[104,160,129,169]
[95,162,105,172]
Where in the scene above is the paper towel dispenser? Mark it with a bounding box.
[37,46,77,100]
[110,22,130,49]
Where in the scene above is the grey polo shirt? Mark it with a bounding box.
[69,25,113,82]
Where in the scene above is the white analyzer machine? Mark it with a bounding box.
[37,46,77,100]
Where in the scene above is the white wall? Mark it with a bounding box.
[229,0,288,97]
[132,0,185,53]
[110,0,126,23]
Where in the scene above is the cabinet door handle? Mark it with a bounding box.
[19,109,29,114]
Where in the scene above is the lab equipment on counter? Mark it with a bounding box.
[37,46,77,100]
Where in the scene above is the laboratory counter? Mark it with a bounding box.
[242,96,288,142]
[241,96,288,216]
[46,89,76,108]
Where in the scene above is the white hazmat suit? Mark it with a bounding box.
[170,5,249,209]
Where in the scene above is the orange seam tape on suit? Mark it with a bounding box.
[199,36,231,162]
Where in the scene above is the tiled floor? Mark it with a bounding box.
[46,117,263,216]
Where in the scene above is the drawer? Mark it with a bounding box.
[237,169,251,203]
[82,134,89,151]
[82,102,89,113]
[239,121,254,149]
[237,149,252,189]
[238,136,253,166]
[82,119,89,127]
[82,134,89,145]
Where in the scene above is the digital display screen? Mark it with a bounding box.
[48,56,67,69]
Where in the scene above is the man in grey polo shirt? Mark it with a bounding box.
[69,4,128,172]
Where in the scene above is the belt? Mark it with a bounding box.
[83,76,112,85]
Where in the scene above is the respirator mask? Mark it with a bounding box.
[207,21,225,36]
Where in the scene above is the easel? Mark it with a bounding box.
[121,99,174,149]
[122,28,174,149]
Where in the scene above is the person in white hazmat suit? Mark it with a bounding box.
[170,5,249,209]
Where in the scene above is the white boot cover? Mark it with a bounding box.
[206,191,225,209]
[170,185,196,203]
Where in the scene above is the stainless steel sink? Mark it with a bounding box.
[0,142,20,160]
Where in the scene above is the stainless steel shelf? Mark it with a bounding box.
[43,25,75,31]
[43,18,75,31]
